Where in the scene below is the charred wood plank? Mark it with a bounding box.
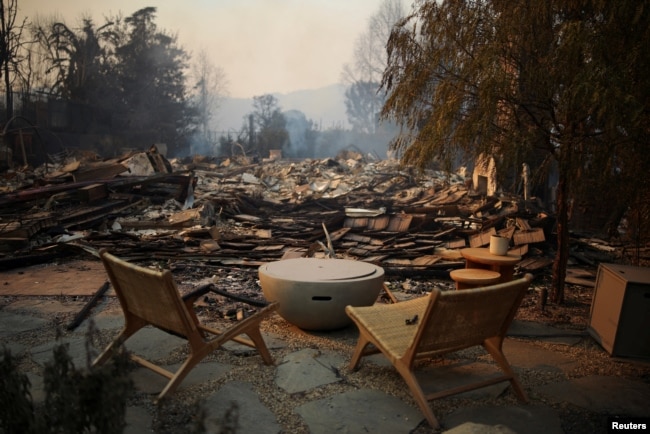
[517,256,553,271]
[60,200,130,230]
[469,228,497,247]
[66,281,110,331]
[343,233,384,245]
[0,215,57,238]
[402,205,461,216]
[207,284,269,307]
[0,250,76,271]
[443,238,467,249]
[411,255,442,266]
[0,179,109,208]
[381,264,463,278]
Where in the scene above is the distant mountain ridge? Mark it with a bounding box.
[214,83,349,133]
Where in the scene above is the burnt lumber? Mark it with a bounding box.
[0,151,620,286]
[66,280,111,331]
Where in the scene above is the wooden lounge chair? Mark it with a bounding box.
[93,248,279,401]
[345,274,533,429]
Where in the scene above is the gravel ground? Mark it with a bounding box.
[2,264,649,433]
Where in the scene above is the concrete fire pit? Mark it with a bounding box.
[258,258,384,330]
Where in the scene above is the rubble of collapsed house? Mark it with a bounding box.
[0,145,624,290]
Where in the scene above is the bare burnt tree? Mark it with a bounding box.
[191,48,229,154]
[341,0,404,134]
[0,0,27,122]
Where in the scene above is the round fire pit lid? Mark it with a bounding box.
[260,258,381,282]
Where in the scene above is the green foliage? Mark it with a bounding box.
[381,0,650,303]
[31,7,196,157]
[46,19,118,102]
[0,339,133,434]
[114,7,195,155]
[0,347,36,433]
[345,81,381,134]
[250,94,289,157]
[382,0,649,174]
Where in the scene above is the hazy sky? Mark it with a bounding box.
[18,0,386,98]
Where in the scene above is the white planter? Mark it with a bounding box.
[489,235,509,256]
[258,258,384,330]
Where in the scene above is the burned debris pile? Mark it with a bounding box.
[0,148,619,285]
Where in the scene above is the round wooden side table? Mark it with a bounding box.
[460,247,521,282]
[450,268,501,290]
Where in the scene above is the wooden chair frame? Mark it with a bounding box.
[345,274,533,429]
[93,248,278,401]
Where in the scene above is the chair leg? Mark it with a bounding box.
[93,332,126,367]
[92,321,142,367]
[348,334,371,370]
[158,325,273,400]
[156,354,203,401]
[244,327,274,365]
[393,362,441,430]
[483,339,528,402]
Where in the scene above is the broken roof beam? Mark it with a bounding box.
[71,162,128,182]
[60,201,131,230]
[0,179,112,208]
[468,227,497,247]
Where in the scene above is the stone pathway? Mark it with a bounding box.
[2,305,649,433]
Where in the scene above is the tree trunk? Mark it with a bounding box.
[0,1,12,123]
[551,164,569,304]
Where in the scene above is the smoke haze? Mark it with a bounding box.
[19,0,385,98]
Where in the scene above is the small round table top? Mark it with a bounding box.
[460,247,521,265]
[259,257,383,282]
[450,268,501,284]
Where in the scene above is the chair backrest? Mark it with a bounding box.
[100,249,198,338]
[413,274,533,356]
